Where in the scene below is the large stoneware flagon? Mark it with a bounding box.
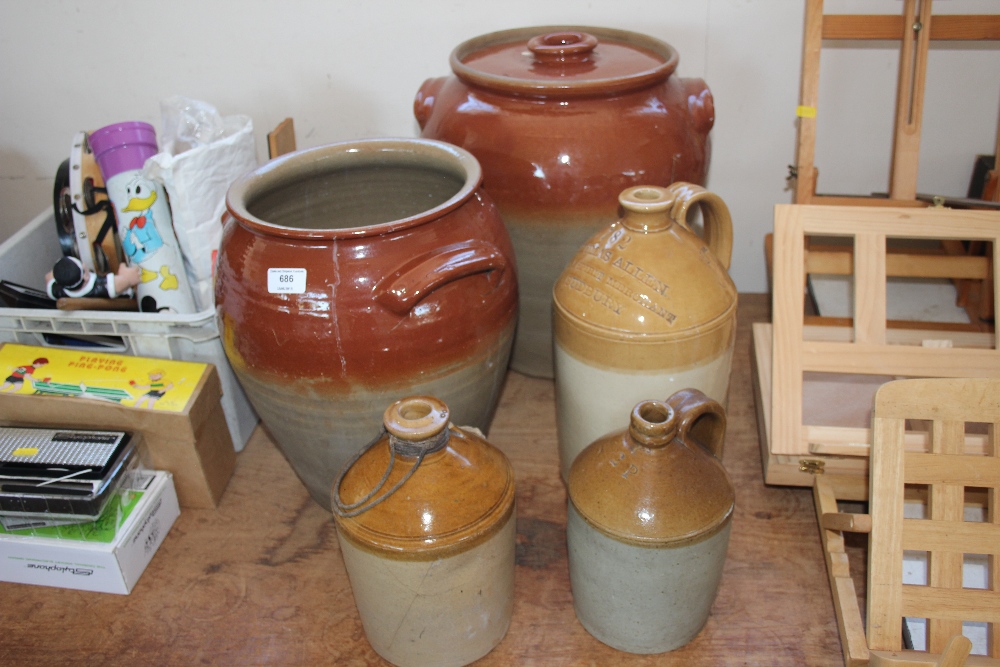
[415,26,714,378]
[215,139,518,510]
[553,183,737,480]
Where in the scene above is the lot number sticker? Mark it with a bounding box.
[268,268,306,294]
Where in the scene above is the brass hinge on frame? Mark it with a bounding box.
[799,459,826,475]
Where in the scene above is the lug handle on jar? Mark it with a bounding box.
[683,78,715,135]
[666,388,727,460]
[375,239,508,314]
[664,182,733,270]
[414,76,448,130]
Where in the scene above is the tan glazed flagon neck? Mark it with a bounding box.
[383,396,450,456]
[618,184,733,269]
[628,400,678,448]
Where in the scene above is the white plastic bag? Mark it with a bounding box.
[145,97,257,311]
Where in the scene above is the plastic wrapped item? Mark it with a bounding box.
[158,96,228,154]
[0,427,142,522]
[145,97,257,311]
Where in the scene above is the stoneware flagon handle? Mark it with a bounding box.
[414,77,448,130]
[666,388,727,460]
[664,182,733,271]
[375,239,508,314]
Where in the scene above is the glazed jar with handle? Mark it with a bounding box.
[415,26,714,378]
[333,396,516,667]
[215,139,518,510]
[567,391,734,654]
[553,182,736,480]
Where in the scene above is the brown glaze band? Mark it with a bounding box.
[337,499,516,562]
[553,298,737,371]
[334,425,517,560]
[449,25,678,98]
[570,502,733,548]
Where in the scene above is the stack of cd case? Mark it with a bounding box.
[0,427,139,522]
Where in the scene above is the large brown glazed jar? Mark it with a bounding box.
[216,139,518,510]
[415,26,714,378]
[333,396,516,667]
[567,391,734,653]
[553,183,736,480]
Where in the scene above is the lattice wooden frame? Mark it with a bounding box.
[815,377,1000,666]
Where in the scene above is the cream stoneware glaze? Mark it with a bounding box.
[215,139,518,510]
[553,183,736,480]
[567,392,735,654]
[333,396,516,667]
[415,26,714,378]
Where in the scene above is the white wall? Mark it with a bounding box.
[1,0,997,292]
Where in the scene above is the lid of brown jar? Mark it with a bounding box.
[553,185,737,341]
[450,26,678,98]
[568,397,735,546]
[333,396,515,557]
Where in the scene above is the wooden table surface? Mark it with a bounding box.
[0,293,855,666]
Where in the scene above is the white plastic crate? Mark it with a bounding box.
[0,209,257,450]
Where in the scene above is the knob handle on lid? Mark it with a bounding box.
[528,31,598,62]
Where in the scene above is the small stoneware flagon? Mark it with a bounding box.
[567,390,734,654]
[553,182,737,480]
[333,396,516,667]
[215,139,518,510]
[415,26,714,378]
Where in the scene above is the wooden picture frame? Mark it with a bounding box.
[755,204,1000,500]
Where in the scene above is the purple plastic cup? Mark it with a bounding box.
[89,121,159,181]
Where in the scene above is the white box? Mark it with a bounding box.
[0,471,179,594]
[0,209,257,449]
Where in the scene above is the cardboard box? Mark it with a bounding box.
[0,471,179,594]
[0,345,235,508]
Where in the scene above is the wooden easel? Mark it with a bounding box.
[793,0,1000,205]
[790,0,1000,324]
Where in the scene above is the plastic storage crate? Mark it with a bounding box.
[0,210,257,450]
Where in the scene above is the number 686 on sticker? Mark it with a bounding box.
[267,268,307,294]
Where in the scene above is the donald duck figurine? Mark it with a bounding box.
[120,174,165,263]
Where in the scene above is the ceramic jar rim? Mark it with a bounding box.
[225,137,484,240]
[449,25,679,98]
